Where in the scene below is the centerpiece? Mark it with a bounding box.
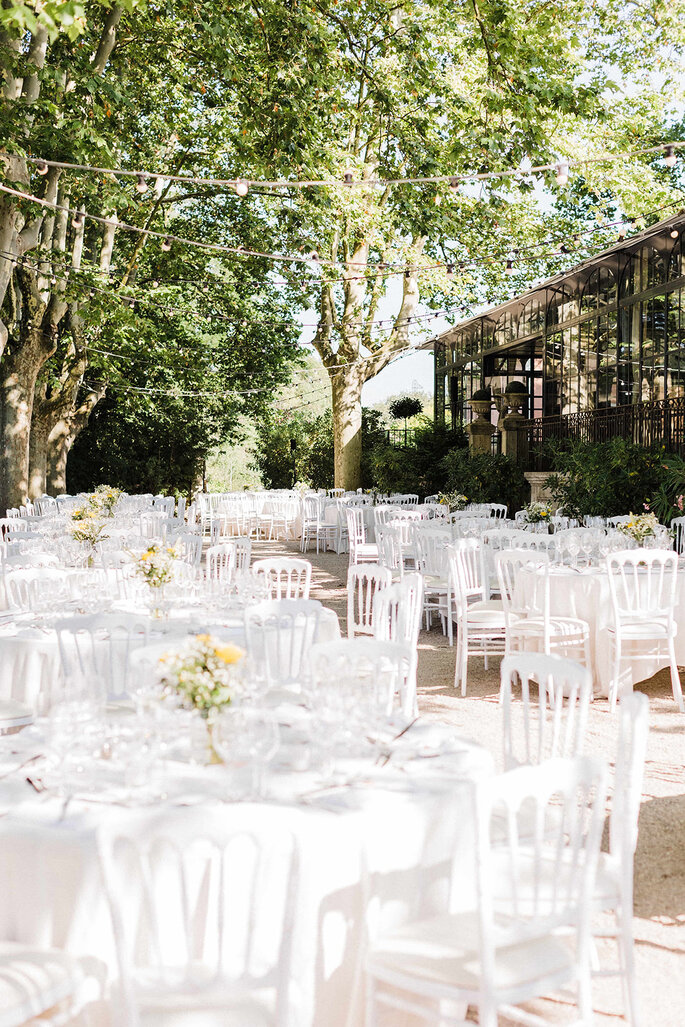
[438,491,469,512]
[616,511,659,545]
[524,501,553,526]
[132,543,180,616]
[89,484,123,518]
[69,507,109,565]
[158,634,245,763]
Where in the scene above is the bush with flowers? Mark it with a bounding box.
[159,634,245,719]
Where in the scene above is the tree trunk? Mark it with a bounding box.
[46,417,71,495]
[331,365,364,490]
[0,340,44,510]
[28,407,49,499]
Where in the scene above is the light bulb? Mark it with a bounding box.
[161,237,172,252]
[135,173,148,194]
[555,162,569,186]
[446,263,455,277]
[71,211,84,229]
[448,176,459,191]
[235,178,249,197]
[434,194,442,206]
[664,144,677,168]
[342,168,354,185]
[618,225,627,239]
[36,160,49,176]
[670,228,679,239]
[505,258,514,274]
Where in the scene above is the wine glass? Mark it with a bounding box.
[213,706,280,798]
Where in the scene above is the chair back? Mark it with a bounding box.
[346,563,392,637]
[98,807,298,1027]
[206,543,237,585]
[308,638,409,716]
[373,573,424,649]
[252,557,312,600]
[476,757,607,959]
[376,525,404,577]
[4,566,67,612]
[414,527,451,577]
[606,549,678,625]
[55,612,150,701]
[345,507,367,553]
[373,505,402,530]
[244,598,321,687]
[499,652,592,769]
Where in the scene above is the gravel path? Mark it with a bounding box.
[253,538,685,1025]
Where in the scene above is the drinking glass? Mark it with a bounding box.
[213,706,280,798]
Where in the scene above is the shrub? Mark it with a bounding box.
[440,449,530,513]
[369,419,468,496]
[543,438,668,520]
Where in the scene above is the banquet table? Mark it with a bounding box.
[0,722,491,1027]
[517,563,685,697]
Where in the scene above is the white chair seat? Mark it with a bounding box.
[606,618,675,639]
[367,910,573,998]
[0,698,33,730]
[0,942,86,1027]
[465,608,506,627]
[469,598,504,613]
[137,979,274,1027]
[511,615,588,639]
[356,543,379,561]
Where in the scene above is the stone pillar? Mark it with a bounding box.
[466,389,496,455]
[500,382,530,466]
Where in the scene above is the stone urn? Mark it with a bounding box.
[468,387,493,422]
[466,388,496,455]
[503,380,528,416]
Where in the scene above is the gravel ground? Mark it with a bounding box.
[253,538,685,1026]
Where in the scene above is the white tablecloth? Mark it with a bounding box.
[518,565,685,697]
[0,729,491,1027]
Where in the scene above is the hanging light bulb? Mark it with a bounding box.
[135,173,148,194]
[434,193,442,206]
[235,178,249,197]
[446,263,455,278]
[555,162,569,186]
[505,258,514,275]
[161,237,172,252]
[448,176,459,191]
[342,168,354,185]
[36,159,49,176]
[617,224,627,239]
[670,227,679,239]
[71,211,84,229]
[664,144,677,168]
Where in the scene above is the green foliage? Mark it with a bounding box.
[441,450,530,514]
[369,420,468,497]
[252,409,385,490]
[388,396,423,424]
[543,438,669,519]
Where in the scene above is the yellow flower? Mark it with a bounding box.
[196,633,212,645]
[213,643,245,665]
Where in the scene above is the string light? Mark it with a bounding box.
[670,228,679,239]
[135,173,148,194]
[235,178,249,197]
[505,258,514,275]
[664,145,677,168]
[446,263,455,277]
[448,177,459,191]
[555,162,569,186]
[35,160,48,176]
[618,225,627,239]
[342,169,354,186]
[161,237,172,252]
[71,211,84,229]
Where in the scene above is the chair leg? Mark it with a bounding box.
[667,638,684,712]
[617,902,641,1027]
[609,639,622,711]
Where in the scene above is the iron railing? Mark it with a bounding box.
[385,427,417,448]
[526,397,685,470]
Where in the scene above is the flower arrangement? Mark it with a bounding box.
[438,491,468,512]
[69,508,109,549]
[524,501,553,523]
[293,480,312,496]
[158,634,245,719]
[617,511,659,544]
[132,543,180,590]
[89,485,123,518]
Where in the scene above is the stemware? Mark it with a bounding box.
[212,705,280,797]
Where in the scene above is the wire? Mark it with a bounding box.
[22,139,685,192]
